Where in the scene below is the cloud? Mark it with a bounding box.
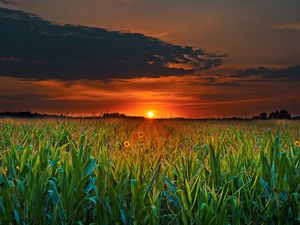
[0,0,16,5]
[0,7,225,81]
[1,74,300,117]
[231,65,300,81]
[272,22,300,31]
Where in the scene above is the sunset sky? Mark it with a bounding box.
[0,0,300,118]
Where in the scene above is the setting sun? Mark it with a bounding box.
[147,111,154,118]
[0,1,299,223]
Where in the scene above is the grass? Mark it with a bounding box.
[0,118,299,225]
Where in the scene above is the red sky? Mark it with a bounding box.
[0,1,300,118]
[1,66,299,118]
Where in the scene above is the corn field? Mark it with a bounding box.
[0,118,299,225]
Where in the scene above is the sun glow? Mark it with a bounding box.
[147,111,154,118]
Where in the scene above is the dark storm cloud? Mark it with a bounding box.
[0,7,225,81]
[0,0,16,4]
[232,65,300,81]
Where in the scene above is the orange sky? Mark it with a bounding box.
[0,1,300,117]
[3,0,300,66]
[1,65,299,118]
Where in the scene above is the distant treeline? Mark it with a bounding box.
[0,110,299,120]
[0,112,144,119]
[102,113,143,119]
[252,109,299,120]
[0,112,64,119]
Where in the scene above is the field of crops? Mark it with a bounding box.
[0,118,299,225]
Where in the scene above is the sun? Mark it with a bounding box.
[147,111,154,118]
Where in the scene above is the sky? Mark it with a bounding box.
[0,0,300,118]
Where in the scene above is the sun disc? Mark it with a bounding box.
[147,111,154,118]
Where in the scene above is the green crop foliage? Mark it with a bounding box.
[0,118,299,225]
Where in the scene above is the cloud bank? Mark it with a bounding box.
[272,22,300,31]
[0,0,16,5]
[1,74,300,117]
[232,65,300,81]
[0,7,225,81]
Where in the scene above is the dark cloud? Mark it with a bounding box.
[232,65,300,81]
[0,7,225,81]
[0,0,16,5]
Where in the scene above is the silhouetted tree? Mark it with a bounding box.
[103,113,126,118]
[253,112,268,120]
[269,109,291,119]
[259,112,268,120]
